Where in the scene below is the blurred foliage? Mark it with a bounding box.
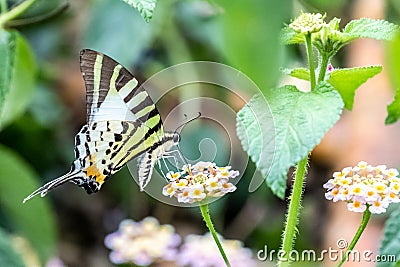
[0,228,25,267]
[0,30,36,129]
[386,32,400,124]
[82,0,153,67]
[378,206,400,267]
[121,0,157,22]
[0,145,56,263]
[219,0,291,89]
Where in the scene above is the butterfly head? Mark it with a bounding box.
[172,132,181,144]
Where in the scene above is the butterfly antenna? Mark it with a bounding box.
[173,112,201,167]
[175,112,201,135]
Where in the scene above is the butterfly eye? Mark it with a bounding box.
[173,133,180,143]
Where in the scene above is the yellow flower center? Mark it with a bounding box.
[392,183,400,191]
[353,201,361,208]
[352,187,361,194]
[332,188,339,196]
[167,187,174,194]
[193,189,202,196]
[209,181,218,188]
[375,184,386,193]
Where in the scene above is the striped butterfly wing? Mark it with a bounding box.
[80,49,163,129]
[79,49,166,186]
[23,50,169,202]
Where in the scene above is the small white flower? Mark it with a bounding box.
[364,188,379,203]
[385,168,399,177]
[325,188,341,202]
[220,182,237,193]
[205,177,220,192]
[166,171,181,181]
[387,191,400,203]
[162,184,176,197]
[347,199,367,213]
[368,198,389,214]
[189,184,206,200]
[177,189,191,203]
[172,179,189,190]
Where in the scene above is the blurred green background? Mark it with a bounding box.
[1,0,400,266]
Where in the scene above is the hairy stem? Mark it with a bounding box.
[278,155,309,267]
[305,33,316,90]
[200,203,231,267]
[318,53,330,82]
[337,209,371,267]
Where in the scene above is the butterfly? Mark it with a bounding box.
[23,49,182,203]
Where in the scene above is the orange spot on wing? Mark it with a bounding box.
[85,155,106,185]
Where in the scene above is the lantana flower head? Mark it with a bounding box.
[289,12,326,34]
[104,217,181,265]
[177,233,257,267]
[324,161,400,214]
[162,161,238,203]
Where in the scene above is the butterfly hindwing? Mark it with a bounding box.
[137,152,157,191]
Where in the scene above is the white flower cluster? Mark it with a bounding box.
[177,233,257,267]
[162,162,238,203]
[104,217,180,266]
[324,161,400,214]
[289,12,326,34]
[105,217,257,267]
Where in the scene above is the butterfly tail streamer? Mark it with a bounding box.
[23,170,82,203]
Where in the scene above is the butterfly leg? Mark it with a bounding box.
[163,149,188,169]
[156,159,167,178]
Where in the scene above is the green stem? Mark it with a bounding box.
[337,209,371,267]
[0,0,37,27]
[278,156,309,267]
[305,33,316,90]
[317,53,330,82]
[200,203,231,267]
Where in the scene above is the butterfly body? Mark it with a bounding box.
[23,50,179,203]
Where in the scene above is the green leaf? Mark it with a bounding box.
[236,94,275,193]
[327,65,382,110]
[282,68,310,81]
[281,25,305,44]
[0,145,56,263]
[0,30,36,130]
[344,18,400,41]
[237,82,344,198]
[0,228,25,267]
[121,0,157,22]
[377,206,400,267]
[387,32,400,89]
[386,88,400,124]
